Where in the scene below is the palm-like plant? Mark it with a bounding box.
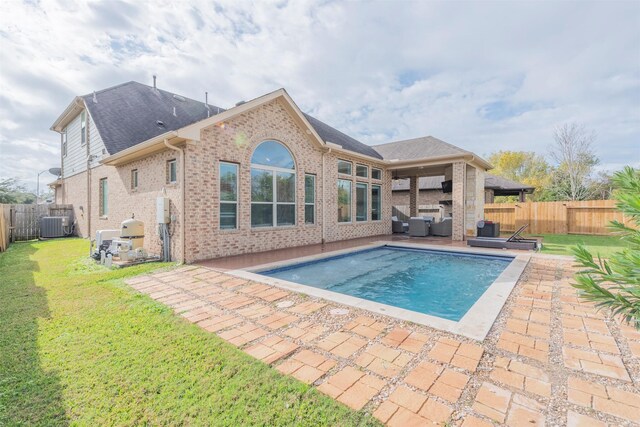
[572,166,640,329]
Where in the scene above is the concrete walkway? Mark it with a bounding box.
[125,255,639,426]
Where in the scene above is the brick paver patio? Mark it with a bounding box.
[125,254,639,426]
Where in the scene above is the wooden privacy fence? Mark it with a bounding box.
[484,200,630,235]
[0,204,74,250]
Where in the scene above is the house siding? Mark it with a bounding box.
[61,107,107,178]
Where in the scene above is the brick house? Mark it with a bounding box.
[50,81,491,263]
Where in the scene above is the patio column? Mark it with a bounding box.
[451,162,465,241]
[409,175,419,217]
[465,165,485,237]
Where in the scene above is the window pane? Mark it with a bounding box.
[100,179,108,216]
[305,175,315,204]
[276,172,295,203]
[251,169,273,202]
[220,203,237,229]
[356,183,367,221]
[356,165,368,178]
[251,204,273,227]
[372,185,382,221]
[277,204,295,226]
[338,160,352,175]
[251,140,295,169]
[220,163,238,201]
[372,168,382,180]
[338,179,351,222]
[305,205,314,225]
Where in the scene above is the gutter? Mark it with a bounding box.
[163,133,186,264]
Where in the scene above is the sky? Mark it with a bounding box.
[1,0,639,192]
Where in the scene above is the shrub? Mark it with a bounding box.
[572,166,640,329]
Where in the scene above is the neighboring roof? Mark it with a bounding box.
[303,113,383,159]
[373,136,469,160]
[392,174,535,192]
[81,81,224,155]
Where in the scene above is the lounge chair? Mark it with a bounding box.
[392,216,409,233]
[467,224,540,250]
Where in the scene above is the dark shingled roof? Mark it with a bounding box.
[303,113,383,159]
[392,174,535,191]
[83,81,224,155]
[83,81,383,159]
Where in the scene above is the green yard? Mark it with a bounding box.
[531,233,629,258]
[0,239,379,426]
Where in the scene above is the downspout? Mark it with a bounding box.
[163,134,185,263]
[322,147,332,244]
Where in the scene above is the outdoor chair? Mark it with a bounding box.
[429,217,452,237]
[392,216,409,233]
[409,217,430,237]
[466,224,540,250]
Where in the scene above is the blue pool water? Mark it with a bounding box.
[261,246,513,321]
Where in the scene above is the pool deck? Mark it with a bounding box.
[125,237,640,426]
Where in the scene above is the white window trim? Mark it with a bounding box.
[338,178,352,223]
[80,111,87,146]
[305,174,316,225]
[337,159,352,176]
[251,164,296,228]
[371,184,382,221]
[220,162,239,230]
[372,168,382,180]
[62,128,67,157]
[167,159,177,184]
[131,169,138,190]
[356,182,368,222]
[356,164,369,178]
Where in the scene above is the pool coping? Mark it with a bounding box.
[226,241,531,341]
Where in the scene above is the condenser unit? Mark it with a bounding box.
[40,216,69,238]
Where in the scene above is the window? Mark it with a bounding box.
[305,174,315,225]
[338,160,352,175]
[62,128,67,157]
[372,168,382,180]
[131,169,138,190]
[167,159,177,184]
[80,111,86,145]
[99,178,108,217]
[356,164,368,178]
[219,162,238,230]
[338,179,352,222]
[356,183,368,221]
[251,140,296,228]
[371,184,382,221]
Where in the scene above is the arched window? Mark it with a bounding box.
[250,140,296,227]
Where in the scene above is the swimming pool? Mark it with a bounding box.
[261,246,513,322]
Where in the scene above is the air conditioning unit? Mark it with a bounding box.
[41,216,69,238]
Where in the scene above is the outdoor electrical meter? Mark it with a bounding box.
[156,197,170,224]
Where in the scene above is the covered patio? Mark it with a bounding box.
[375,136,490,241]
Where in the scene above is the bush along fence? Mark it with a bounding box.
[0,204,74,251]
[483,199,631,235]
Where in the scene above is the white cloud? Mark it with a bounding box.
[0,0,638,191]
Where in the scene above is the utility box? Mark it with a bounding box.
[156,197,170,224]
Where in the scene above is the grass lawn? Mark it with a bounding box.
[529,233,629,258]
[0,238,380,426]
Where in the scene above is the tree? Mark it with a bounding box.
[486,151,552,201]
[548,123,599,200]
[0,178,35,204]
[572,166,640,328]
